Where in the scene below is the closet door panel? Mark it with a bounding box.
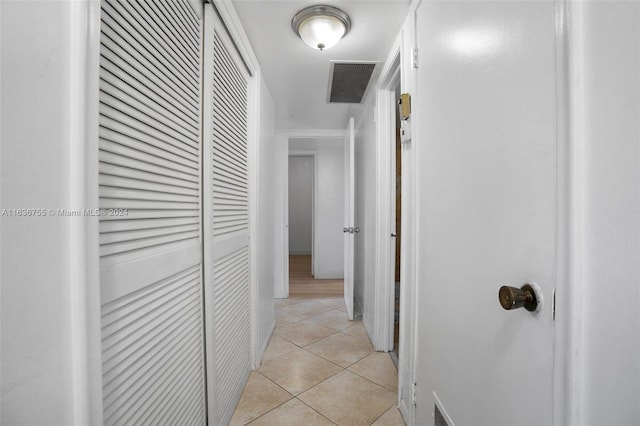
[202,6,252,424]
[98,0,206,424]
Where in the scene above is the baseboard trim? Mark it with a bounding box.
[255,319,276,369]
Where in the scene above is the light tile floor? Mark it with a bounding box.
[229,296,405,426]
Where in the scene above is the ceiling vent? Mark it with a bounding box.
[328,61,379,103]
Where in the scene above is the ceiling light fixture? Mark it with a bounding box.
[292,5,351,51]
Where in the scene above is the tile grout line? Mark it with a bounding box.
[259,346,345,397]
[369,402,402,426]
[347,367,399,393]
[268,329,389,378]
[294,367,399,426]
[295,397,339,425]
[240,371,294,425]
[273,325,342,348]
[250,357,344,424]
[248,294,401,425]
[299,345,373,371]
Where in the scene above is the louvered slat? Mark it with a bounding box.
[99,174,198,197]
[100,217,199,233]
[100,38,198,117]
[100,65,198,136]
[101,266,204,425]
[101,0,198,97]
[213,247,250,419]
[99,0,205,424]
[212,32,248,238]
[99,153,198,186]
[99,90,198,151]
[203,24,252,425]
[121,1,199,75]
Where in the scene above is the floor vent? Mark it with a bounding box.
[328,61,378,103]
[434,404,449,426]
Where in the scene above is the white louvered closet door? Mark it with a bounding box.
[203,5,252,425]
[98,0,206,424]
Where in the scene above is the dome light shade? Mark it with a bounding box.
[292,5,351,51]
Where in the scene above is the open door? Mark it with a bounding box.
[412,1,559,425]
[343,117,355,320]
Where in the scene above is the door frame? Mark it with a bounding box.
[275,129,346,299]
[373,47,401,352]
[395,5,420,422]
[372,26,419,423]
[553,0,583,423]
[72,0,103,423]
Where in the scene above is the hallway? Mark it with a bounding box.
[3,1,639,424]
[229,255,403,425]
[288,255,343,298]
[229,295,403,425]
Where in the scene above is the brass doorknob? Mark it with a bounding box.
[498,284,538,312]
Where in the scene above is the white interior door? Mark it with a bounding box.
[202,5,252,425]
[413,2,558,425]
[98,0,206,424]
[343,117,355,320]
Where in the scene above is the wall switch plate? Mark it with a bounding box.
[400,120,411,143]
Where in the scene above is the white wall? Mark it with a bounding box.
[578,2,640,424]
[256,74,277,360]
[314,148,345,279]
[289,139,344,279]
[288,156,314,255]
[274,133,289,298]
[1,1,102,423]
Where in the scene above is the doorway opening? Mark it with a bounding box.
[391,81,402,365]
[372,49,403,355]
[279,133,347,299]
[288,155,315,280]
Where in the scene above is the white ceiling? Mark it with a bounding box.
[232,0,411,130]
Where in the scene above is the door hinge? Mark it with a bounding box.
[552,288,556,321]
[412,382,417,405]
[411,47,419,69]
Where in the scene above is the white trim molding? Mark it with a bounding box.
[70,0,103,423]
[275,128,348,299]
[396,2,420,423]
[278,129,347,139]
[212,0,259,74]
[248,69,261,369]
[373,41,401,353]
[553,1,586,424]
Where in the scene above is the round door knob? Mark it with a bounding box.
[498,284,538,312]
[343,227,349,233]
[354,227,360,233]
